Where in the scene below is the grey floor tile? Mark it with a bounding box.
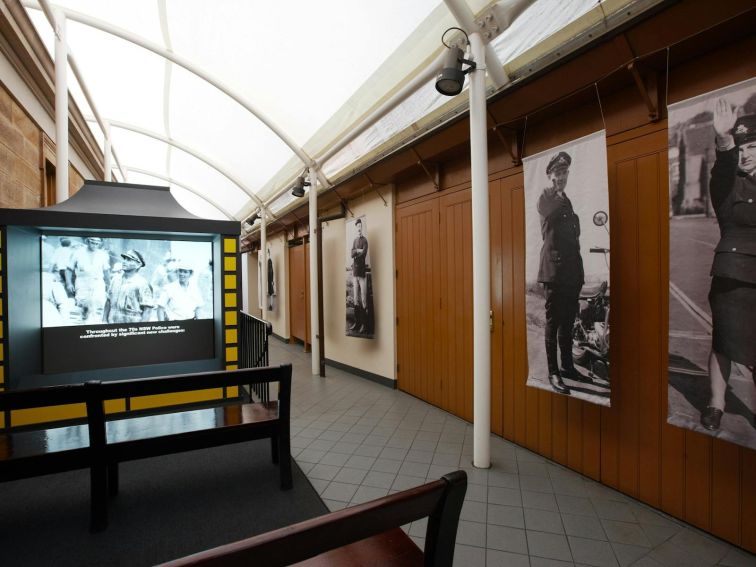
[557,494,597,517]
[524,490,559,511]
[666,529,729,565]
[379,446,409,460]
[332,466,368,485]
[350,485,389,504]
[593,500,637,523]
[567,535,618,567]
[391,474,426,491]
[611,542,650,567]
[432,452,461,466]
[486,525,529,555]
[322,498,348,511]
[321,481,358,502]
[520,461,550,477]
[428,463,460,479]
[329,441,359,454]
[491,460,520,475]
[308,478,330,494]
[451,544,485,566]
[466,483,489,503]
[307,463,341,481]
[371,457,402,473]
[521,475,555,493]
[489,471,520,489]
[461,500,488,523]
[457,520,487,546]
[528,531,573,562]
[318,451,350,467]
[362,470,396,488]
[525,508,565,534]
[344,454,376,470]
[601,520,651,547]
[488,504,525,528]
[486,549,531,566]
[317,429,345,441]
[461,466,490,486]
[353,444,382,457]
[552,477,589,497]
[562,514,607,540]
[628,558,664,567]
[489,486,523,507]
[718,547,756,567]
[399,460,430,478]
[296,448,327,463]
[405,449,435,463]
[531,558,576,567]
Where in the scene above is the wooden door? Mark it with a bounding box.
[439,189,474,421]
[289,243,310,345]
[396,199,443,408]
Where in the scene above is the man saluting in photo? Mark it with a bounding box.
[537,151,585,395]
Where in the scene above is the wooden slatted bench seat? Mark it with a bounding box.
[86,364,293,531]
[158,470,467,567]
[0,383,92,483]
[0,364,292,533]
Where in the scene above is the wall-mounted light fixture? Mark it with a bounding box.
[435,27,476,97]
[291,175,310,198]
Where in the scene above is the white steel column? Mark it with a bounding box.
[103,123,112,181]
[469,32,491,469]
[308,168,320,375]
[261,210,268,322]
[53,9,68,202]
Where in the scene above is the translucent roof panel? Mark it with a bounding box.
[23,0,652,223]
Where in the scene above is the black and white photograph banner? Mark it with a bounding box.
[667,77,756,449]
[524,130,611,406]
[345,215,374,338]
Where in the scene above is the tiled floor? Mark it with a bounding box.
[270,339,756,567]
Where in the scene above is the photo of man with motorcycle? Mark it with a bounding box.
[523,130,612,407]
[667,78,756,450]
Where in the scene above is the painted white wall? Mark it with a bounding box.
[0,51,96,180]
[321,188,395,380]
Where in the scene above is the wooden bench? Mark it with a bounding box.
[0,383,92,483]
[158,470,467,567]
[0,364,292,532]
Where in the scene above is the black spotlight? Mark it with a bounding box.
[291,176,309,198]
[435,29,476,97]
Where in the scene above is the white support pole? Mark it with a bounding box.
[53,9,68,202]
[469,32,491,469]
[308,168,320,376]
[103,122,112,181]
[260,210,268,323]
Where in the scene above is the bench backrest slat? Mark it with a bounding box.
[0,383,89,412]
[158,470,467,567]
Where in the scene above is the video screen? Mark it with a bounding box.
[41,234,215,373]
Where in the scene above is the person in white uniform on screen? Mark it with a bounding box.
[161,260,203,320]
[104,249,155,324]
[65,236,111,323]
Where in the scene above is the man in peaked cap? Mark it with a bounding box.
[699,101,756,432]
[104,249,155,323]
[537,150,585,395]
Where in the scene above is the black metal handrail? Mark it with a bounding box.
[239,311,273,403]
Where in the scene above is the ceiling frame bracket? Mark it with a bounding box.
[410,147,440,191]
[627,61,659,122]
[363,173,388,207]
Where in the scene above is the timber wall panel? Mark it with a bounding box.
[393,26,756,553]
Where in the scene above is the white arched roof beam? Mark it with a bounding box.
[90,118,271,218]
[124,166,235,220]
[23,1,329,190]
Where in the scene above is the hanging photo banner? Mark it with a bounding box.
[667,77,756,449]
[257,249,264,310]
[345,215,375,338]
[523,130,611,407]
[266,247,276,313]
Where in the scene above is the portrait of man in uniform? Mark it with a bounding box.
[524,131,611,407]
[345,216,375,338]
